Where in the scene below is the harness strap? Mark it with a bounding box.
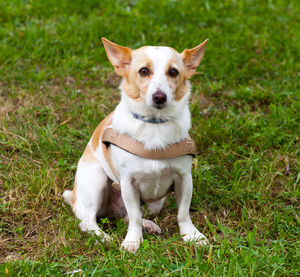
[103,145,121,189]
[102,128,197,160]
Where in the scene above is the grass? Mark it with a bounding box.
[0,0,299,275]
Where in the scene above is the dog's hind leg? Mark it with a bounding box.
[124,215,162,235]
[142,219,161,234]
[140,198,166,234]
[63,157,111,242]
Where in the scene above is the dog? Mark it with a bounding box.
[63,37,209,253]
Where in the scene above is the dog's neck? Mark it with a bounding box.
[112,89,191,150]
[131,112,169,124]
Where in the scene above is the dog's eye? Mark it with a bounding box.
[139,67,151,77]
[168,68,179,78]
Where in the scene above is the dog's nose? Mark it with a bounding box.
[152,90,167,105]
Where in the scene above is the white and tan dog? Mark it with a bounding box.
[63,38,209,253]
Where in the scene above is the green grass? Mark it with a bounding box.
[0,0,299,275]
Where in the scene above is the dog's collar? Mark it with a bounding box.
[132,113,168,124]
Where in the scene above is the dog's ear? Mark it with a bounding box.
[102,38,132,77]
[182,39,208,78]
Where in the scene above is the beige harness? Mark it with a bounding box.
[101,127,197,191]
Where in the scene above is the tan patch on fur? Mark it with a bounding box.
[174,82,189,101]
[91,112,114,151]
[71,181,77,206]
[121,48,153,102]
[164,55,189,101]
[81,144,98,162]
[121,80,142,101]
[102,38,132,77]
[182,39,208,78]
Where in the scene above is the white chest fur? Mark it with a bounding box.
[111,145,193,201]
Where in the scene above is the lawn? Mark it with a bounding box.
[0,0,299,275]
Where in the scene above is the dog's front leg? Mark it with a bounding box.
[120,177,143,254]
[175,173,208,245]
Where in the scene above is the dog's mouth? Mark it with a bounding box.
[152,103,167,109]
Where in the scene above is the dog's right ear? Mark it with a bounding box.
[102,38,132,77]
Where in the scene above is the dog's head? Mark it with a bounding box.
[102,38,208,114]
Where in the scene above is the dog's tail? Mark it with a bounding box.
[62,190,74,206]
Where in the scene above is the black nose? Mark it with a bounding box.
[152,90,167,105]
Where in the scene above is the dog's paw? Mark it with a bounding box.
[90,229,111,243]
[121,240,140,254]
[95,230,111,243]
[142,219,162,234]
[79,222,111,243]
[182,229,208,246]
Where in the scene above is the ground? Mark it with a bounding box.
[0,0,299,276]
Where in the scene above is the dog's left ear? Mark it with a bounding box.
[182,39,208,78]
[102,38,132,77]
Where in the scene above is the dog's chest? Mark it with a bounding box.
[132,167,176,201]
[111,145,192,201]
